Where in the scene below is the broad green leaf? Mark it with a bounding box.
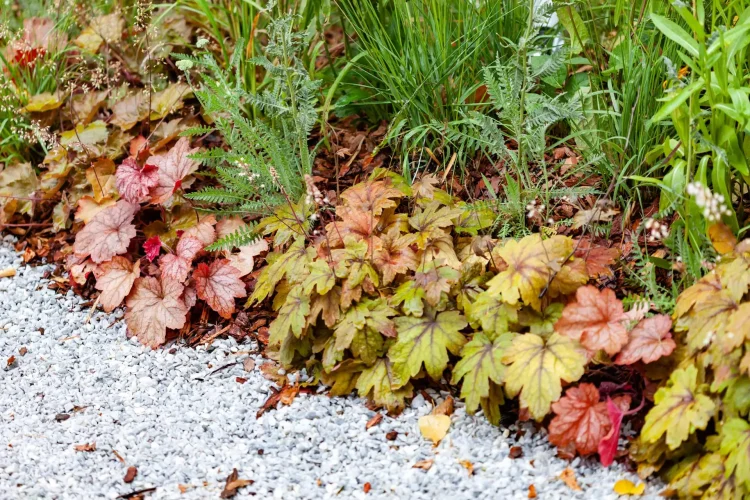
[356,358,413,413]
[557,5,590,53]
[334,298,395,364]
[502,332,587,421]
[451,332,515,413]
[641,365,716,449]
[389,308,468,386]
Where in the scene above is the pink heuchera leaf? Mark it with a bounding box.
[94,256,140,312]
[159,235,203,283]
[555,286,628,355]
[146,137,200,204]
[125,277,188,348]
[73,200,139,263]
[193,259,246,319]
[143,235,162,262]
[548,383,610,456]
[183,215,217,247]
[615,315,675,365]
[226,238,269,277]
[67,254,96,285]
[598,396,632,466]
[115,157,159,203]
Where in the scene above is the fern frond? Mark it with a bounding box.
[206,222,262,252]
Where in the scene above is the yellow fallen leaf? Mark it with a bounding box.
[418,414,451,445]
[24,92,64,112]
[613,479,645,496]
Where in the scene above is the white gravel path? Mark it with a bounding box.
[0,236,658,499]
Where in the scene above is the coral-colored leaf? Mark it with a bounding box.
[555,286,628,355]
[115,157,158,203]
[73,200,139,263]
[94,257,140,312]
[193,260,247,319]
[340,180,404,216]
[125,277,188,348]
[615,315,675,365]
[146,137,200,204]
[548,383,610,456]
[143,235,162,262]
[159,235,203,283]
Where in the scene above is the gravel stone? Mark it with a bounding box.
[0,236,661,499]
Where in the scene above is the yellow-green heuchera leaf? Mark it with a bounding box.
[502,332,587,421]
[389,308,468,386]
[451,332,514,413]
[641,365,716,450]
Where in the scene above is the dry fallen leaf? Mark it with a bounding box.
[220,468,253,499]
[0,267,16,278]
[74,442,96,452]
[509,446,523,459]
[366,413,383,430]
[528,484,537,499]
[418,414,451,445]
[432,396,454,416]
[177,484,191,494]
[363,482,371,494]
[243,357,256,372]
[123,466,137,483]
[559,467,582,491]
[459,460,474,475]
[412,459,434,470]
[613,479,645,496]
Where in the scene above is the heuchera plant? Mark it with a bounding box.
[251,172,676,464]
[69,136,267,347]
[630,230,750,498]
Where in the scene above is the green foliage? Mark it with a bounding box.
[632,237,750,498]
[334,0,531,172]
[181,14,321,249]
[640,2,750,242]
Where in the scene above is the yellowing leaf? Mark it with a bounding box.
[451,332,514,413]
[719,418,750,491]
[60,120,109,148]
[486,234,571,311]
[24,92,64,112]
[708,223,737,255]
[355,358,412,413]
[74,13,123,52]
[613,479,645,496]
[110,91,149,130]
[149,83,193,121]
[85,158,117,202]
[418,414,451,445]
[466,292,518,338]
[389,308,468,386]
[502,333,587,420]
[641,365,716,450]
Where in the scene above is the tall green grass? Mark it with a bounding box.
[334,0,531,175]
